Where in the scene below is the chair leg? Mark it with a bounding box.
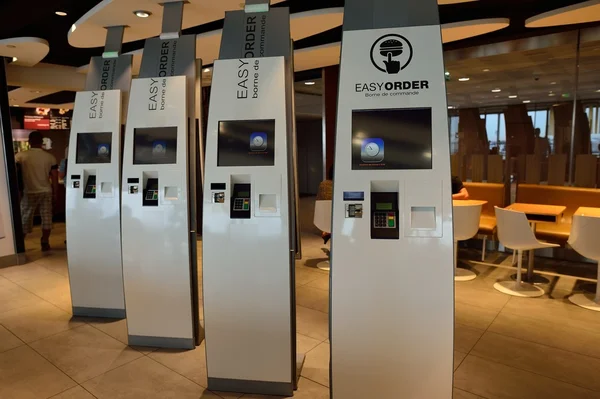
[512,250,517,265]
[481,236,487,262]
[595,261,600,304]
[515,249,523,286]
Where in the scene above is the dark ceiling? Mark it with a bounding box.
[0,0,597,68]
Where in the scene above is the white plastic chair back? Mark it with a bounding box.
[569,215,600,261]
[495,207,542,250]
[453,203,482,241]
[314,200,332,233]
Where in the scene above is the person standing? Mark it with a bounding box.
[15,131,59,251]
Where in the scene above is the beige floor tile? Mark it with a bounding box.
[15,271,73,312]
[296,305,329,341]
[240,377,329,399]
[87,318,157,355]
[36,258,70,277]
[489,311,600,359]
[301,341,329,388]
[0,276,44,314]
[295,267,322,286]
[502,295,600,332]
[0,324,24,353]
[455,355,600,399]
[304,274,329,291]
[472,331,600,391]
[0,301,84,343]
[453,388,484,399]
[149,342,208,387]
[454,351,467,371]
[455,301,499,330]
[455,283,511,312]
[0,262,57,282]
[296,286,329,314]
[0,345,76,399]
[214,391,244,399]
[83,356,217,398]
[297,333,323,355]
[455,323,485,353]
[30,324,144,383]
[50,385,96,399]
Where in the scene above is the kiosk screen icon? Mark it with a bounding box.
[361,138,384,163]
[250,132,268,151]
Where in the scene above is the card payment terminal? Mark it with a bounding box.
[370,192,399,239]
[230,184,251,219]
[83,175,97,199]
[143,178,159,207]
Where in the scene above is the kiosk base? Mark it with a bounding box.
[73,307,126,319]
[296,352,306,386]
[128,335,194,349]
[208,378,293,397]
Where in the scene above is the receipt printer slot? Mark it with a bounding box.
[143,178,159,207]
[230,183,251,219]
[371,192,399,240]
[83,175,97,199]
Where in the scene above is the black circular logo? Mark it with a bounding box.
[370,34,413,75]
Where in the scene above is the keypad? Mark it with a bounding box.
[374,212,396,229]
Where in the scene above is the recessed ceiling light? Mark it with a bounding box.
[444,71,450,76]
[509,95,518,99]
[55,11,67,16]
[134,10,151,18]
[550,81,557,85]
[523,100,531,104]
[11,57,17,62]
[491,88,501,93]
[458,77,470,82]
[304,81,316,86]
[483,69,491,72]
[203,68,210,73]
[596,89,600,92]
[549,93,556,97]
[13,105,19,107]
[448,105,455,109]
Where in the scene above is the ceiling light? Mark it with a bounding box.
[509,95,518,99]
[13,105,19,107]
[549,93,556,97]
[491,88,501,93]
[458,77,470,82]
[304,81,316,86]
[596,89,600,92]
[203,68,210,73]
[444,71,450,76]
[55,11,67,16]
[550,82,557,85]
[523,100,531,104]
[134,10,151,18]
[483,69,491,72]
[11,57,17,62]
[448,105,455,109]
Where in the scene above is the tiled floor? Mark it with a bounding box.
[2,224,600,398]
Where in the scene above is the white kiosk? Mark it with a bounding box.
[202,0,299,396]
[330,0,454,397]
[66,27,132,318]
[121,1,201,349]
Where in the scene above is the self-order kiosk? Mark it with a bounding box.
[121,1,201,349]
[330,0,454,397]
[66,27,132,318]
[202,1,299,396]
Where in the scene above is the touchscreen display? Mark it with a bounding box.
[218,119,275,167]
[76,132,112,164]
[133,127,177,165]
[351,108,433,170]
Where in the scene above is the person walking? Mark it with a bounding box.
[15,131,59,251]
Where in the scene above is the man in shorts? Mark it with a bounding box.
[15,131,59,251]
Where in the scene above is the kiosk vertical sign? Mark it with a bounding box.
[330,18,454,399]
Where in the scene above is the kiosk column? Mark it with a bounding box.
[121,1,201,349]
[66,26,132,318]
[202,1,299,396]
[330,0,454,397]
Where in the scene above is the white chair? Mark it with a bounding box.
[453,202,483,281]
[493,207,559,298]
[313,200,332,271]
[568,214,600,311]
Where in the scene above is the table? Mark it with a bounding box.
[506,203,566,283]
[575,207,600,218]
[453,200,488,207]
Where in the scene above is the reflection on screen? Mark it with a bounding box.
[76,132,112,164]
[218,119,275,167]
[133,127,177,165]
[351,108,433,170]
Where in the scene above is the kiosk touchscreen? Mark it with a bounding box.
[330,0,454,398]
[202,3,298,396]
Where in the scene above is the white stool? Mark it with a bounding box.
[453,202,483,281]
[568,214,600,311]
[493,207,559,298]
[313,200,332,271]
